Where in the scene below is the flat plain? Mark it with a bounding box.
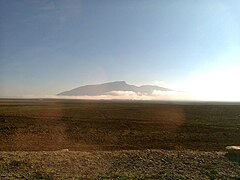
[0,99,240,179]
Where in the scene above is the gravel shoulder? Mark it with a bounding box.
[0,149,239,179]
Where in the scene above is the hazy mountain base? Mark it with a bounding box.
[0,149,239,179]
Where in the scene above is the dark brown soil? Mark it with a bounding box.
[1,99,240,178]
[0,99,240,151]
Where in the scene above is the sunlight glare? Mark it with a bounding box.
[188,67,240,101]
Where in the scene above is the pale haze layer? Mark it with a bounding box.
[0,0,240,101]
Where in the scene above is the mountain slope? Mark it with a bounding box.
[57,81,172,96]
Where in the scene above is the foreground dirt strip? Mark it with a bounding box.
[0,150,239,179]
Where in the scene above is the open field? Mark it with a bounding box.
[0,99,240,179]
[0,99,240,151]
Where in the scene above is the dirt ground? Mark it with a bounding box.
[0,99,240,151]
[0,99,240,179]
[0,149,240,179]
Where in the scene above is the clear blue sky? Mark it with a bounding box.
[0,0,240,100]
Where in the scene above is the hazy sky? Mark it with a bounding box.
[1,0,240,101]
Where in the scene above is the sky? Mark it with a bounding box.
[0,0,240,101]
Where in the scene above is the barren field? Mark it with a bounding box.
[1,99,240,151]
[0,99,240,179]
[0,149,239,179]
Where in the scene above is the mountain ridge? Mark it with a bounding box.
[57,81,172,96]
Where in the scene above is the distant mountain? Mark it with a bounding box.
[57,81,172,96]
